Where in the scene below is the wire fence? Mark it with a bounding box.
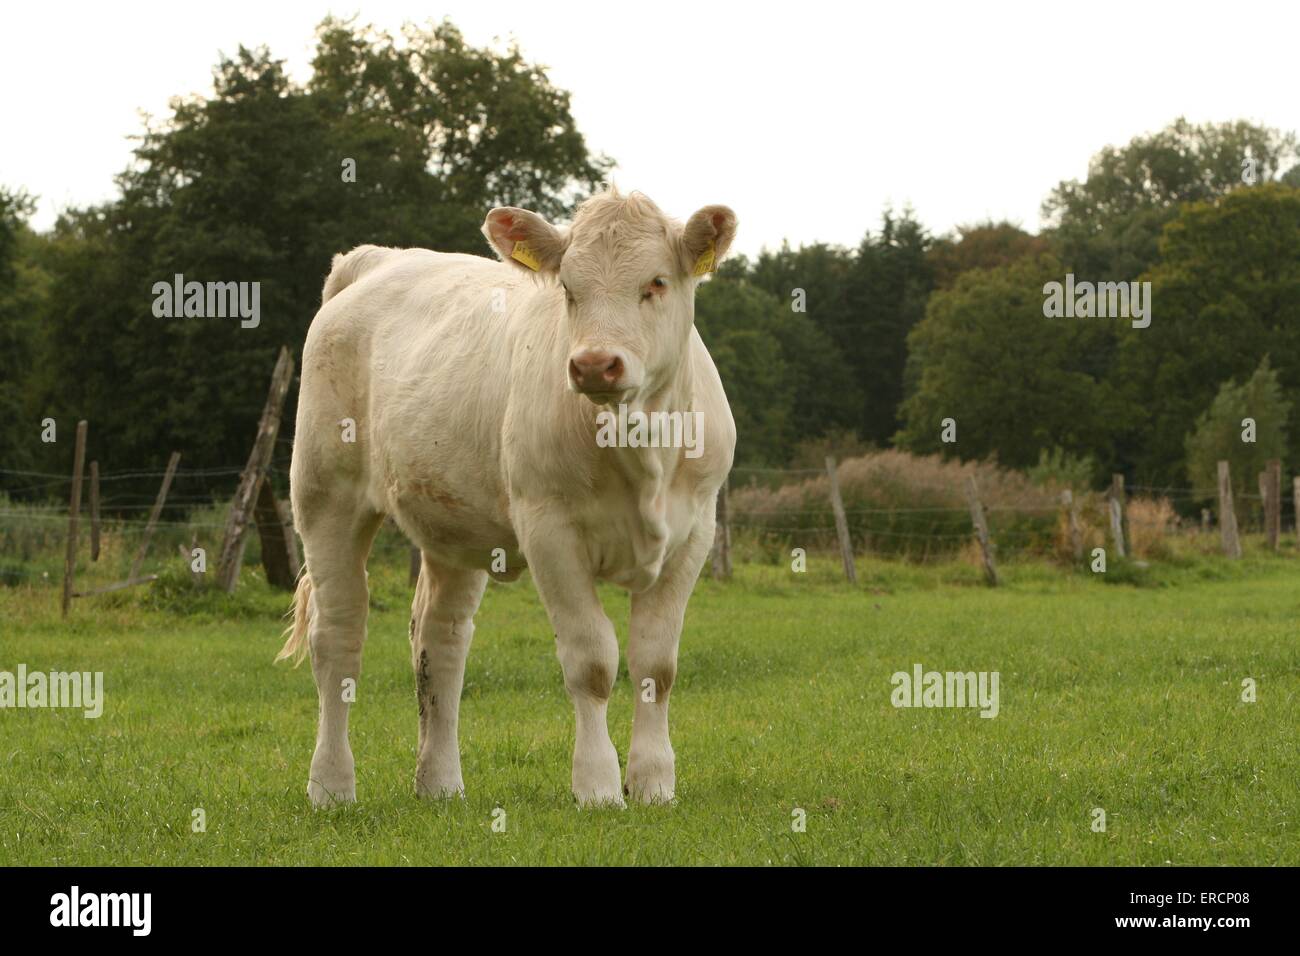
[714,459,1293,580]
[0,456,1291,592]
[0,460,305,588]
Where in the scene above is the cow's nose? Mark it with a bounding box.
[568,350,625,391]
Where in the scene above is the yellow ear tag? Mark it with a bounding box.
[511,241,541,271]
[692,240,716,277]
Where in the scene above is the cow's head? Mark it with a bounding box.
[482,189,737,404]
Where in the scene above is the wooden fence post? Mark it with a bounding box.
[1265,459,1281,550]
[1061,489,1083,561]
[89,460,101,561]
[129,451,180,580]
[825,457,856,585]
[254,476,301,590]
[1218,460,1242,559]
[1294,476,1300,548]
[1201,508,1211,534]
[1108,473,1126,558]
[965,475,999,586]
[62,420,88,617]
[711,476,733,580]
[1258,472,1268,535]
[216,346,295,592]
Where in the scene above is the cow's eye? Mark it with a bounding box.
[642,278,668,301]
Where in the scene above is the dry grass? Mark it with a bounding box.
[1052,494,1106,565]
[730,450,1061,560]
[1126,496,1176,559]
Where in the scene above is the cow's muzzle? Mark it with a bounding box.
[568,348,628,399]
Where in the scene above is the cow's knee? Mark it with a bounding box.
[630,645,676,699]
[559,634,618,702]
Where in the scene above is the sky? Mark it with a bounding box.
[4,0,1297,257]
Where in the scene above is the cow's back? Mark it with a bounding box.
[293,247,537,571]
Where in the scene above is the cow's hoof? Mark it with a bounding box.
[625,780,675,805]
[308,748,355,808]
[625,766,675,805]
[574,788,627,809]
[415,773,465,800]
[307,777,356,808]
[572,745,623,808]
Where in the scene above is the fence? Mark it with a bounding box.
[709,458,1291,585]
[0,452,1290,605]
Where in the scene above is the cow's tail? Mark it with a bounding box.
[321,245,394,304]
[276,571,313,667]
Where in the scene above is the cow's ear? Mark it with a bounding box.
[482,207,566,273]
[679,205,738,277]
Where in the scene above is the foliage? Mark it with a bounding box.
[22,19,609,492]
[1028,447,1099,490]
[1184,358,1290,502]
[1126,496,1176,560]
[0,189,46,477]
[927,220,1050,289]
[1041,117,1298,279]
[894,254,1123,470]
[1116,184,1300,486]
[730,448,1059,559]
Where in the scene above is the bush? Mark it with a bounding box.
[1052,492,1105,566]
[729,449,1060,560]
[1127,496,1175,560]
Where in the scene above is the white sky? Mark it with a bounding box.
[4,0,1297,256]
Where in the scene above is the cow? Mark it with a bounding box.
[277,188,737,808]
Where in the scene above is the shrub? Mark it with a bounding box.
[729,449,1060,560]
[1126,496,1175,560]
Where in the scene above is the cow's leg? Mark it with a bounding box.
[410,555,487,798]
[300,503,383,807]
[625,522,713,803]
[523,520,624,807]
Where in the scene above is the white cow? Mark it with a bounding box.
[278,188,737,807]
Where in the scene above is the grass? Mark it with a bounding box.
[0,545,1296,865]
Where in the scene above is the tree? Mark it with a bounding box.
[693,277,794,466]
[1111,184,1300,486]
[894,254,1122,471]
[30,19,611,489]
[308,17,612,244]
[744,211,935,447]
[1185,359,1289,510]
[842,211,935,446]
[927,220,1050,289]
[1042,118,1298,280]
[737,242,863,443]
[0,189,49,484]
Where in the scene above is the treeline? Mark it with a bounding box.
[0,18,609,492]
[2,17,1299,507]
[700,118,1300,495]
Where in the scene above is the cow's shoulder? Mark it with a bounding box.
[685,328,737,487]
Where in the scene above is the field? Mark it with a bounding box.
[1,550,1297,866]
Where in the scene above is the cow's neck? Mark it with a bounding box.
[601,350,695,571]
[608,347,696,483]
